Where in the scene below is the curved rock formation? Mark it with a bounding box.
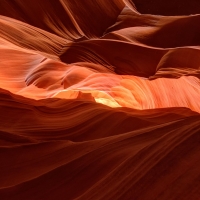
[0,1,200,199]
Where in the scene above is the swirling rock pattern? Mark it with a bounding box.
[0,1,200,199]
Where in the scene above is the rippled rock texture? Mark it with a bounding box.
[0,1,200,199]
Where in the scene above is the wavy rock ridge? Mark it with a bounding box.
[0,1,200,199]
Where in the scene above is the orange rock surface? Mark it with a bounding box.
[0,1,200,199]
